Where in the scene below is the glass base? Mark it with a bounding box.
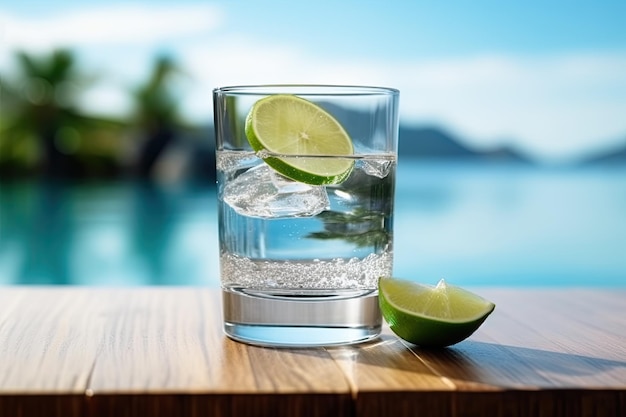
[222,288,382,347]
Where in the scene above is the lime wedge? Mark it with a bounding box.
[244,94,354,185]
[378,277,495,347]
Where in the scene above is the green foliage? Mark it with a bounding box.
[133,55,181,128]
[0,49,193,179]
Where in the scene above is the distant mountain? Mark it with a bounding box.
[199,121,535,165]
[399,126,475,158]
[296,102,535,163]
[398,125,534,164]
[579,141,626,165]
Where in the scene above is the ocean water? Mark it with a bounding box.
[1,162,625,287]
[393,162,626,287]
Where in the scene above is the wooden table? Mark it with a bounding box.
[0,287,624,417]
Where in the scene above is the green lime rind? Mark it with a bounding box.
[244,94,354,186]
[379,277,496,348]
[250,153,354,186]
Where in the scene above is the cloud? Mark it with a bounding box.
[2,4,625,161]
[180,35,626,160]
[390,53,626,159]
[0,4,224,120]
[0,4,223,51]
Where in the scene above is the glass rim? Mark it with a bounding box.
[213,84,399,96]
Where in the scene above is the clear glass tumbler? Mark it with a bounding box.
[213,85,399,346]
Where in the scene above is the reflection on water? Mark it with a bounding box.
[1,162,625,286]
[0,180,219,286]
[393,163,626,286]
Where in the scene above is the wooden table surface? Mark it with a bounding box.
[0,287,624,417]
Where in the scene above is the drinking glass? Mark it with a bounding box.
[213,85,399,346]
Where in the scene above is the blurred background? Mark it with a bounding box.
[1,0,625,286]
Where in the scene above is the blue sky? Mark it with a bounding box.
[2,1,626,161]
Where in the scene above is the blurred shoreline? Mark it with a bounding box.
[1,161,625,287]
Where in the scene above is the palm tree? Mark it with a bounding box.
[0,49,125,179]
[132,55,182,178]
[2,50,81,177]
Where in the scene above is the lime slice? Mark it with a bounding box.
[244,94,354,185]
[379,277,495,347]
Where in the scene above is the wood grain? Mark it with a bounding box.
[0,287,624,417]
[402,288,626,417]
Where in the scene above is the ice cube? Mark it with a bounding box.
[223,165,330,218]
[361,159,393,178]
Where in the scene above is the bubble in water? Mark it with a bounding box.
[216,150,258,172]
[220,251,394,290]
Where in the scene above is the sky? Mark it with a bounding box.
[1,0,626,162]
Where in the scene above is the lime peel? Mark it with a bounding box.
[379,277,495,347]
